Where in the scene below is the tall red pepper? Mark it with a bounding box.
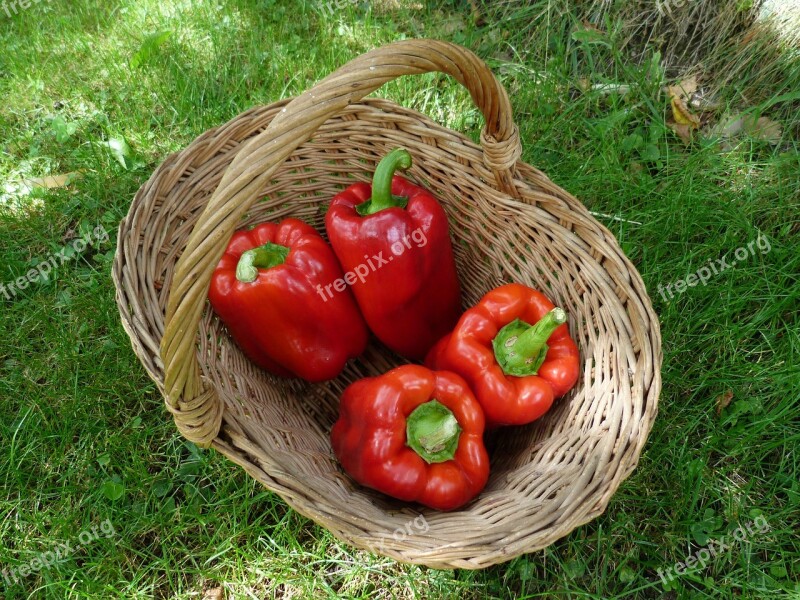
[325,149,461,361]
[426,283,580,427]
[208,218,368,382]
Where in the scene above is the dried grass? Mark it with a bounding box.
[490,0,799,132]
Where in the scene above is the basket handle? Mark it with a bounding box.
[161,39,523,447]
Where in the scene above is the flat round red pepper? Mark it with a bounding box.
[426,283,580,427]
[331,365,490,511]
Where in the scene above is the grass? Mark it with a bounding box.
[1,0,798,598]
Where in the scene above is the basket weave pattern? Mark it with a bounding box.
[113,40,661,569]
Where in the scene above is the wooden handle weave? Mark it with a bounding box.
[160,39,523,446]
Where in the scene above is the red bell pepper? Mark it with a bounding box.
[208,218,368,382]
[325,148,462,361]
[426,283,580,427]
[331,365,490,511]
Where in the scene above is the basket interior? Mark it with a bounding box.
[116,97,660,568]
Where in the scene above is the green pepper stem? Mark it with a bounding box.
[493,308,567,376]
[356,148,412,216]
[512,308,566,358]
[235,242,290,283]
[406,400,461,464]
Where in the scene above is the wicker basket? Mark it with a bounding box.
[113,40,661,569]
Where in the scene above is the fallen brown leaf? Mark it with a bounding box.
[670,95,701,129]
[202,587,223,600]
[581,19,604,33]
[667,75,698,102]
[669,121,694,144]
[711,115,746,139]
[21,171,83,191]
[439,15,468,35]
[715,390,734,416]
[710,114,783,145]
[748,116,782,144]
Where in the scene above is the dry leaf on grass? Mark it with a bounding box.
[670,95,702,129]
[667,75,698,102]
[669,122,695,144]
[715,390,734,416]
[439,15,468,36]
[667,96,701,143]
[712,116,746,139]
[21,171,83,191]
[202,587,223,600]
[581,19,605,33]
[748,117,782,144]
[710,114,783,145]
[666,80,702,143]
